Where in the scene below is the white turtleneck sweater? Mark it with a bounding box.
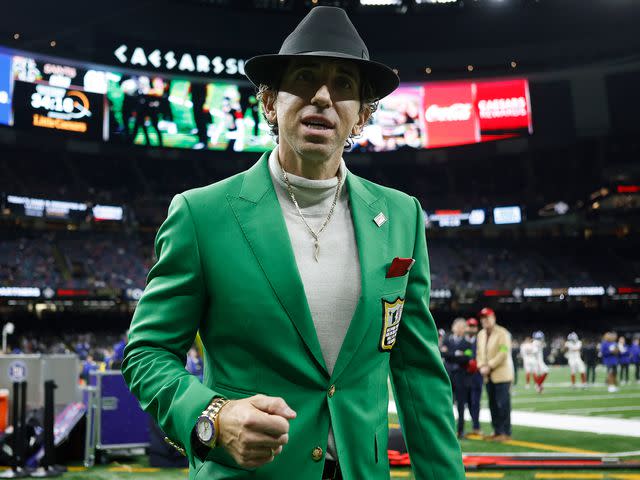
[268,147,361,461]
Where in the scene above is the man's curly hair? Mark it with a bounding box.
[255,70,379,151]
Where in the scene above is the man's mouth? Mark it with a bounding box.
[301,116,335,131]
[303,122,332,130]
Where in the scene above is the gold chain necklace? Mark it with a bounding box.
[281,166,342,262]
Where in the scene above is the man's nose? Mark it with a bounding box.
[311,84,332,108]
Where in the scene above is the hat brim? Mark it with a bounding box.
[244,52,400,101]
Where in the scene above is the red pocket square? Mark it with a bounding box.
[386,257,416,278]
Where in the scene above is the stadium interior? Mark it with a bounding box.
[1,0,640,478]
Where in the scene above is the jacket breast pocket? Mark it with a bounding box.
[382,274,408,296]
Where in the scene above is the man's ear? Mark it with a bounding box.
[262,90,278,124]
[352,104,372,136]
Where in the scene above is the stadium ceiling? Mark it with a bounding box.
[1,0,639,80]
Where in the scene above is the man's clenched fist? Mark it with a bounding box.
[217,394,297,468]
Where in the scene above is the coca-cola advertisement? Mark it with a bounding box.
[423,82,479,149]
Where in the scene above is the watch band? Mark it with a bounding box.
[200,396,230,447]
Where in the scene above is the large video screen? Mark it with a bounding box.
[353,79,533,151]
[106,74,275,151]
[9,56,108,140]
[0,47,533,152]
[0,53,12,126]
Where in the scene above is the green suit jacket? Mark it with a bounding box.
[122,151,465,480]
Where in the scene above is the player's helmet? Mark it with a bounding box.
[567,332,579,342]
[532,330,545,340]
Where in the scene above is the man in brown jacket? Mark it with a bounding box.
[476,307,513,441]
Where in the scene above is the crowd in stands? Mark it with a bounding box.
[0,229,152,289]
[0,228,637,292]
[3,331,204,384]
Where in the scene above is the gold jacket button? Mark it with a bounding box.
[328,384,336,398]
[312,446,323,462]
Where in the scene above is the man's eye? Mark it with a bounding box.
[296,71,313,81]
[339,78,353,89]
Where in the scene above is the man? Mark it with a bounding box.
[441,318,473,438]
[601,331,619,393]
[476,307,513,442]
[122,6,464,480]
[563,332,587,388]
[519,336,536,389]
[618,336,631,385]
[531,330,549,393]
[186,346,204,383]
[465,317,483,437]
[511,340,520,386]
[631,336,640,383]
[583,339,598,384]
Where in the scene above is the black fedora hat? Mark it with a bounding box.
[244,6,400,101]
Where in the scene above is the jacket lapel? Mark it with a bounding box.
[330,173,389,383]
[227,153,329,376]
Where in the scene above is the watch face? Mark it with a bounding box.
[197,418,214,443]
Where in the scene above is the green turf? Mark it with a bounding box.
[507,366,640,419]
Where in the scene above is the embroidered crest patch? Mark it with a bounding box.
[379,297,405,352]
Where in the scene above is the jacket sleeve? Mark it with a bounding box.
[389,197,465,480]
[488,329,511,371]
[121,193,218,469]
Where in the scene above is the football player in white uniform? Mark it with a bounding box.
[519,336,537,389]
[532,330,549,393]
[563,332,587,388]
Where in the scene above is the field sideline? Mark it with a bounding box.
[3,366,637,479]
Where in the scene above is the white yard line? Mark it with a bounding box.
[388,401,640,437]
[512,392,640,404]
[548,406,640,415]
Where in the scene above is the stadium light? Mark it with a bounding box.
[358,0,407,13]
[360,0,403,6]
[305,0,350,7]
[253,0,294,9]
[413,0,462,12]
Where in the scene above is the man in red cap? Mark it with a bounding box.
[476,308,513,441]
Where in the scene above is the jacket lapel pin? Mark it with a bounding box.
[374,212,386,227]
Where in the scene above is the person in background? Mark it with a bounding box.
[476,307,513,442]
[465,317,483,437]
[80,354,98,384]
[563,332,587,388]
[511,339,520,386]
[601,331,619,393]
[75,334,91,361]
[439,328,450,378]
[631,336,640,384]
[186,346,204,383]
[520,336,536,389]
[110,332,127,370]
[618,336,631,385]
[583,339,598,384]
[531,330,549,393]
[442,318,473,439]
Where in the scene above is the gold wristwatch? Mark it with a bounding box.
[195,396,230,448]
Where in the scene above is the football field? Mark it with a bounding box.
[8,366,637,479]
